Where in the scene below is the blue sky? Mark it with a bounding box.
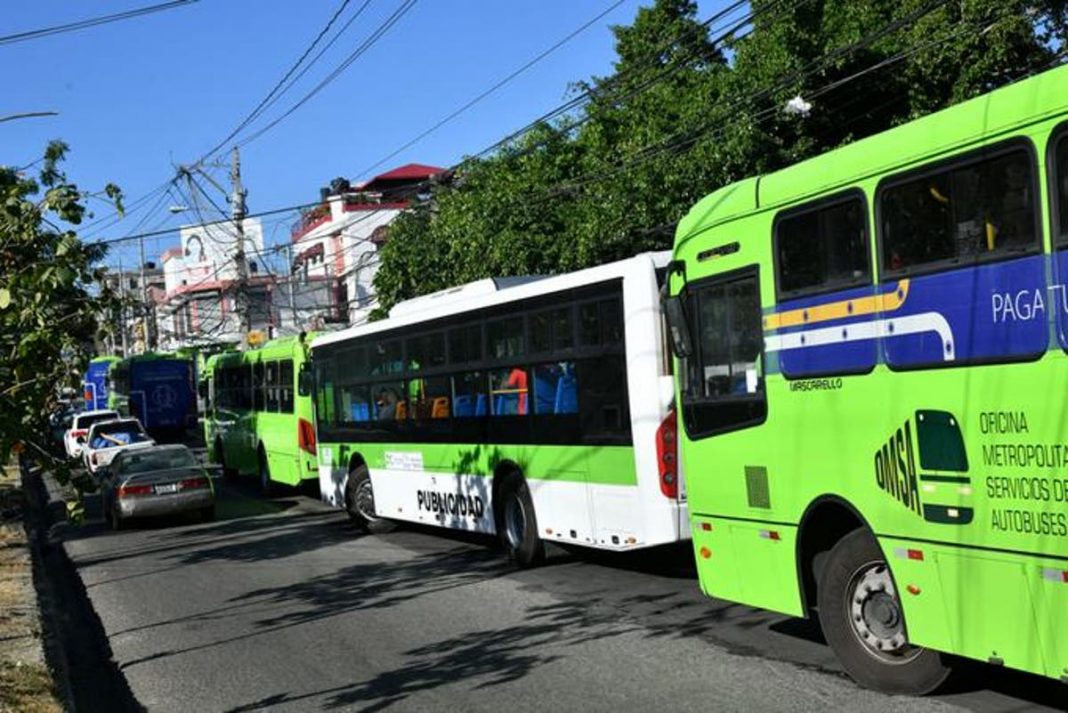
[1,0,718,266]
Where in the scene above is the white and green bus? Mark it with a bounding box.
[309,252,685,565]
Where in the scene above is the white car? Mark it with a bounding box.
[83,418,155,475]
[64,409,120,459]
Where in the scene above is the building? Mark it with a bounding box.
[156,217,275,351]
[289,163,448,325]
[100,264,165,356]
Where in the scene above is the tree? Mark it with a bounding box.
[0,141,121,480]
[373,0,1066,312]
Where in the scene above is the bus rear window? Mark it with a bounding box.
[775,194,869,298]
[879,145,1038,276]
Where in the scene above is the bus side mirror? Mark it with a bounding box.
[298,364,314,397]
[663,295,694,360]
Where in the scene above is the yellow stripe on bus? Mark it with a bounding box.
[763,280,910,331]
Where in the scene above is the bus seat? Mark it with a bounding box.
[351,402,370,422]
[534,372,558,414]
[475,393,488,416]
[495,393,519,415]
[453,395,474,417]
[431,397,449,419]
[395,401,407,420]
[555,376,578,414]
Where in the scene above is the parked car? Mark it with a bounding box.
[63,409,120,459]
[83,418,155,475]
[100,445,215,530]
[49,405,80,454]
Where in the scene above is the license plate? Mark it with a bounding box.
[155,484,179,494]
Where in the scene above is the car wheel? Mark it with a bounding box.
[258,449,275,497]
[215,439,236,479]
[818,528,951,695]
[344,465,393,534]
[108,502,125,532]
[495,471,544,568]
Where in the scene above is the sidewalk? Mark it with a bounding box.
[0,461,61,713]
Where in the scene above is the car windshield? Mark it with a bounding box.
[119,448,197,475]
[89,423,149,449]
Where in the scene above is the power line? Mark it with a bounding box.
[235,0,419,149]
[197,0,367,163]
[354,0,630,179]
[0,1,201,47]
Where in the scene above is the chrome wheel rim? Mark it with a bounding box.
[354,478,378,522]
[846,560,919,663]
[504,495,526,550]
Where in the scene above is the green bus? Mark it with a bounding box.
[202,335,318,494]
[664,64,1068,693]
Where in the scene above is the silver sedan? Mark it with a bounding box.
[100,444,215,530]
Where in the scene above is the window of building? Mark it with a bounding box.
[775,194,870,298]
[880,145,1038,276]
[681,270,767,438]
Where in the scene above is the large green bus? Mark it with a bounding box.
[664,64,1068,693]
[310,253,686,566]
[202,335,318,494]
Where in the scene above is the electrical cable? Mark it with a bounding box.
[0,0,201,47]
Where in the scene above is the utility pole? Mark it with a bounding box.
[117,256,129,357]
[138,235,157,352]
[230,146,251,348]
[284,242,299,333]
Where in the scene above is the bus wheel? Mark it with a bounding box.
[344,466,393,534]
[215,440,236,480]
[495,471,544,568]
[258,449,275,498]
[818,528,950,695]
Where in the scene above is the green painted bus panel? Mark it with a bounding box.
[327,440,635,486]
[935,551,1044,674]
[674,64,1068,682]
[726,522,803,617]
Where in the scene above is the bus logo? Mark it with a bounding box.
[873,410,973,525]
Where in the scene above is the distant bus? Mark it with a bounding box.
[310,252,685,566]
[663,64,1068,693]
[202,335,318,494]
[108,353,197,440]
[83,356,121,411]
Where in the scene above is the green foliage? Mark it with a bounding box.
[0,141,121,481]
[375,0,1065,311]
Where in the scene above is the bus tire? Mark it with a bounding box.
[817,528,950,695]
[215,439,236,480]
[495,471,544,568]
[344,465,393,534]
[258,449,275,498]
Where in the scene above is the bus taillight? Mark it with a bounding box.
[656,409,678,499]
[298,418,317,456]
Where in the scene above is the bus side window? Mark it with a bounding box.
[682,269,767,438]
[1056,131,1068,245]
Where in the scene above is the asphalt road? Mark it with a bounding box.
[61,474,1067,713]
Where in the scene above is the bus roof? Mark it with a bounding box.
[312,251,671,350]
[387,276,548,320]
[676,63,1068,249]
[206,334,317,367]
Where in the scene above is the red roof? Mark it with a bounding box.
[369,163,446,182]
[161,247,183,261]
